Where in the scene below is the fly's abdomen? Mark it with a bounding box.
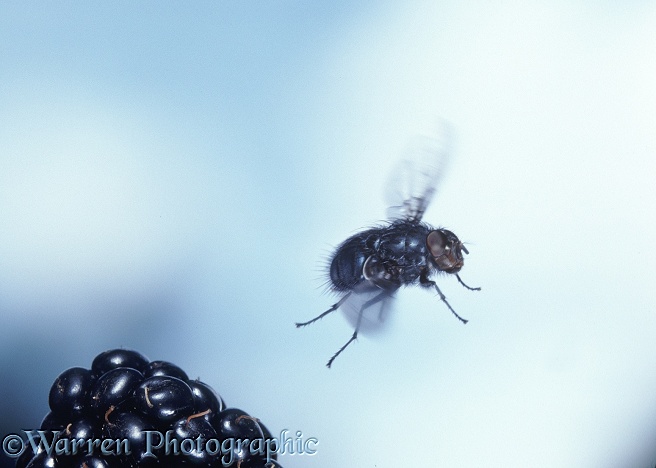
[329,236,369,291]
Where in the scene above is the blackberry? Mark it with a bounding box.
[19,349,282,468]
[48,368,94,419]
[89,368,144,415]
[91,349,149,377]
[134,375,194,425]
[144,361,189,381]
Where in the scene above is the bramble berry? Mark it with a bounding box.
[48,367,94,418]
[134,375,194,425]
[144,360,189,381]
[90,367,144,416]
[20,349,281,467]
[91,349,149,377]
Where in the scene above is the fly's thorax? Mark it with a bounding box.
[426,229,466,273]
[377,221,430,256]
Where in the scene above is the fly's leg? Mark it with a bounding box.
[363,255,401,290]
[295,292,352,328]
[326,326,359,369]
[420,272,468,324]
[326,290,390,368]
[456,274,481,291]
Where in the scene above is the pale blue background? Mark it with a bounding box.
[1,2,656,467]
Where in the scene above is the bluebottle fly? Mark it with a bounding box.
[297,125,480,367]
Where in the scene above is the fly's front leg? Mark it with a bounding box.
[420,270,468,324]
[456,273,481,291]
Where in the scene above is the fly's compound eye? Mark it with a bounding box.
[427,229,464,273]
[426,230,448,257]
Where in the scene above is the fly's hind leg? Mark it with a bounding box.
[295,292,353,328]
[420,271,468,324]
[326,289,391,368]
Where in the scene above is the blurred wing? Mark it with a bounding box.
[386,123,453,222]
[340,282,396,336]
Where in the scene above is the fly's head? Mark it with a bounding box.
[426,229,468,273]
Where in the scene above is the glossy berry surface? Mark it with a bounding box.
[91,349,149,376]
[40,412,66,431]
[102,411,156,466]
[144,360,189,381]
[134,375,194,424]
[170,415,220,466]
[25,451,57,468]
[90,367,144,415]
[189,379,225,415]
[72,456,117,468]
[20,348,282,467]
[48,367,94,418]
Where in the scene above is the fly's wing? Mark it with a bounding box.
[340,282,396,336]
[386,122,453,222]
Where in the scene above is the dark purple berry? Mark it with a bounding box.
[188,379,224,415]
[63,416,100,444]
[48,367,94,418]
[25,451,57,468]
[15,438,40,468]
[213,408,273,467]
[214,408,264,440]
[170,414,219,466]
[15,452,33,468]
[134,376,194,426]
[72,455,120,468]
[90,367,144,416]
[144,360,189,381]
[40,411,67,431]
[102,411,156,466]
[91,349,149,377]
[49,417,99,468]
[21,429,60,466]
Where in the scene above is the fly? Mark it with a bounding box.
[297,124,480,368]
